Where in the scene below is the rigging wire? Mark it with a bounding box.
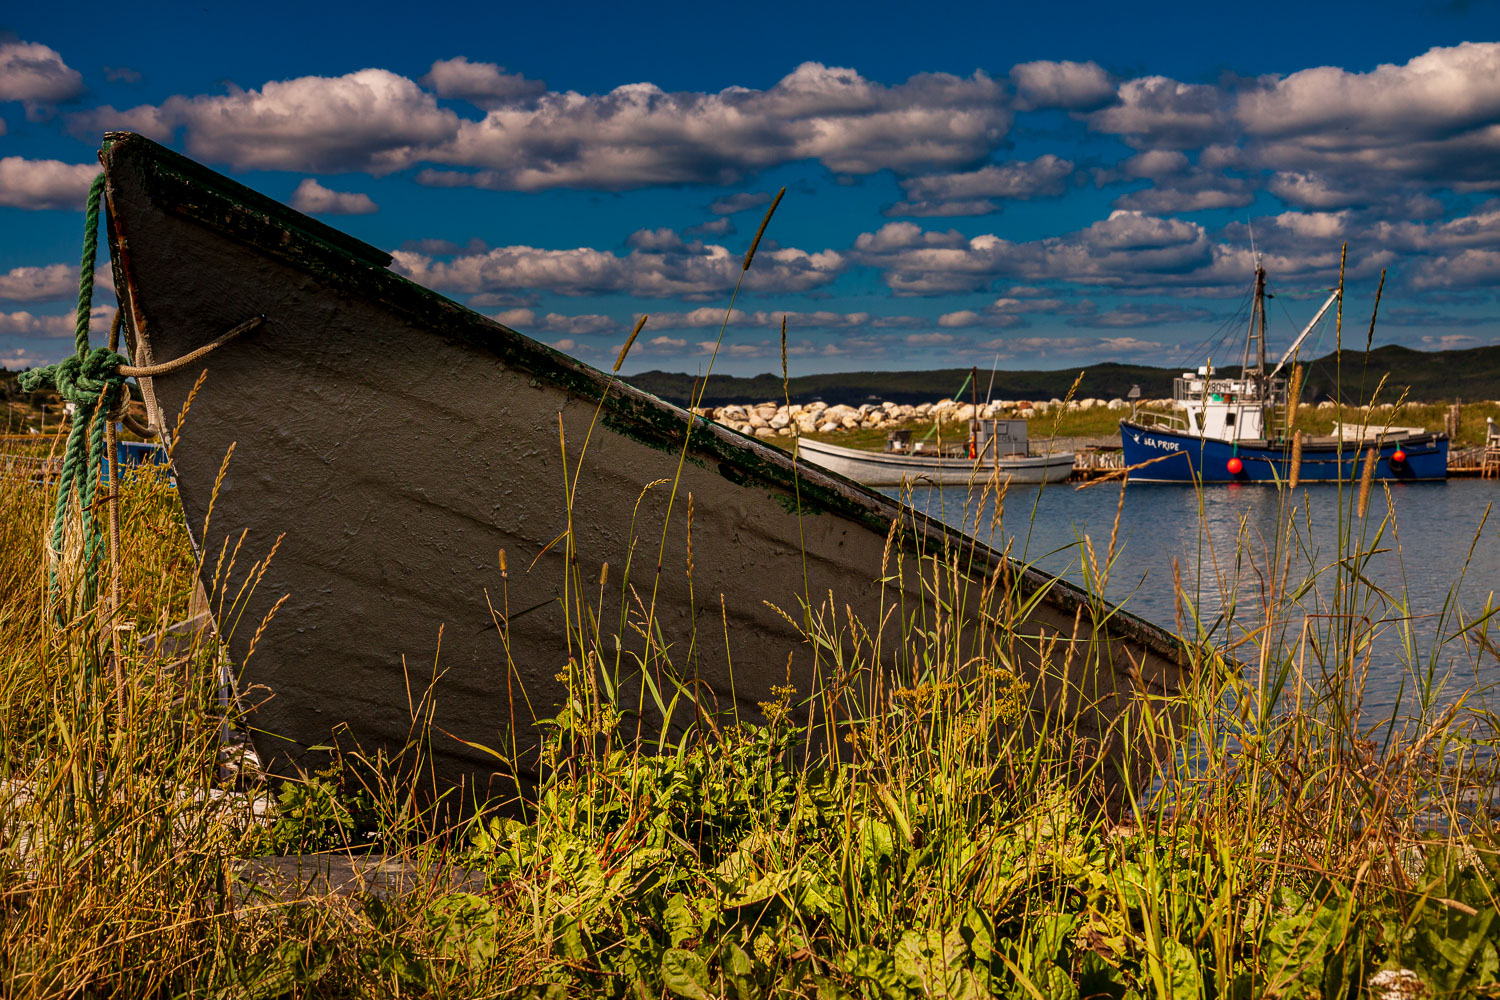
[1266,278,1341,401]
[1171,285,1254,372]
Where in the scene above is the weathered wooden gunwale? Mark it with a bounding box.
[100,131,1194,799]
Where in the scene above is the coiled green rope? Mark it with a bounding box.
[18,174,129,618]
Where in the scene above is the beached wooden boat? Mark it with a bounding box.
[796,436,1074,486]
[99,132,1194,801]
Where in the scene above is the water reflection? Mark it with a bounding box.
[889,478,1500,719]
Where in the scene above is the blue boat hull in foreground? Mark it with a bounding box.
[1119,420,1449,483]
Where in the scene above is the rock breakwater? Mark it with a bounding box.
[691,397,1418,439]
[692,396,1151,438]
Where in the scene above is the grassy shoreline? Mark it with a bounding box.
[754,400,1500,457]
[3,425,1499,997]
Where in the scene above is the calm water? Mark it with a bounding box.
[891,479,1500,720]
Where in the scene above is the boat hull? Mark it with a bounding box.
[796,437,1075,486]
[1119,420,1449,483]
[99,132,1192,801]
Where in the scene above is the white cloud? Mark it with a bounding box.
[1267,210,1350,241]
[392,235,844,301]
[0,305,113,337]
[649,307,900,331]
[1222,204,1500,285]
[67,101,177,141]
[936,294,1081,328]
[938,310,983,328]
[1097,336,1167,353]
[1086,76,1230,149]
[1238,43,1500,148]
[0,310,71,337]
[980,334,1164,360]
[0,263,75,303]
[890,155,1073,216]
[686,217,733,237]
[492,308,619,336]
[1368,204,1500,251]
[73,69,461,173]
[626,227,688,251]
[1419,334,1489,349]
[1119,150,1189,178]
[1009,60,1115,111]
[1088,43,1500,202]
[0,156,97,210]
[852,210,1362,297]
[290,178,378,215]
[419,57,544,108]
[1409,249,1500,289]
[1112,173,1255,213]
[422,62,1010,190]
[88,60,1001,190]
[852,221,968,253]
[710,191,773,215]
[1067,303,1213,328]
[0,40,83,104]
[0,348,49,369]
[1266,171,1368,209]
[883,198,1004,218]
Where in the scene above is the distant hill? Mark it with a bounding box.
[625,363,1177,407]
[5,340,1497,410]
[625,343,1500,407]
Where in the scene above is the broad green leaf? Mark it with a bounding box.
[661,948,714,1000]
[1160,939,1201,1000]
[960,907,995,963]
[424,892,500,967]
[663,893,699,947]
[727,869,795,908]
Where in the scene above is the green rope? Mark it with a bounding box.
[18,174,128,619]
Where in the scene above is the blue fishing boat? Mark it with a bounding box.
[1119,264,1448,483]
[101,440,169,483]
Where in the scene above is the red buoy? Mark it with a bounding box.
[1227,457,1243,474]
[1392,449,1406,464]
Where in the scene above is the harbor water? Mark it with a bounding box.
[891,478,1500,721]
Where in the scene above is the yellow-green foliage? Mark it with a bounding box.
[2,418,1499,999]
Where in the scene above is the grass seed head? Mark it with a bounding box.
[614,314,648,373]
[1290,430,1303,489]
[742,187,786,271]
[1358,446,1376,516]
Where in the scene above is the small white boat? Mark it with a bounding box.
[797,419,1074,486]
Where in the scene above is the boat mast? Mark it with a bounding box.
[1240,261,1267,386]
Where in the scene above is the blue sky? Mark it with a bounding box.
[3,1,1500,376]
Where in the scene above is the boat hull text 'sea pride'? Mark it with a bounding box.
[99,132,1194,801]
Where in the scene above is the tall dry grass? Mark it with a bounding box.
[2,255,1498,996]
[4,386,1500,997]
